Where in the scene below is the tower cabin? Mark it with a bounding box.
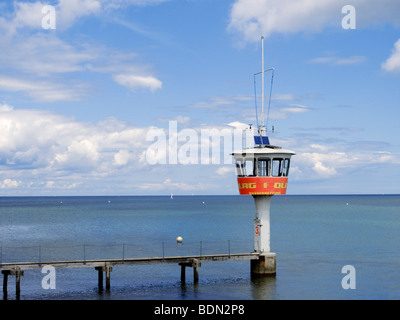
[232,141,295,196]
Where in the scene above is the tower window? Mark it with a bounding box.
[272,158,283,177]
[257,158,271,176]
[283,159,290,176]
[244,159,255,176]
[235,160,244,177]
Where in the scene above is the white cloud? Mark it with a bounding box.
[0,1,45,34]
[0,107,245,194]
[112,74,162,92]
[104,0,170,9]
[115,0,170,6]
[227,121,249,130]
[0,179,20,189]
[45,181,55,189]
[228,0,338,42]
[0,0,169,34]
[54,139,100,167]
[157,116,191,126]
[0,2,164,102]
[382,39,400,73]
[138,178,210,192]
[268,104,311,120]
[0,103,14,112]
[312,161,337,178]
[309,144,331,152]
[309,55,367,66]
[282,104,311,114]
[272,93,297,101]
[113,149,131,166]
[228,0,400,42]
[0,75,87,102]
[44,180,81,190]
[174,116,191,125]
[0,34,96,76]
[186,96,252,110]
[57,0,102,29]
[216,166,233,176]
[0,107,150,186]
[0,0,101,33]
[0,36,158,101]
[0,105,398,194]
[182,95,310,124]
[0,106,241,194]
[287,142,400,182]
[0,33,161,99]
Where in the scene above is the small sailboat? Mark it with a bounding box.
[171,192,174,200]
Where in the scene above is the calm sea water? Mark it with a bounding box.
[0,195,399,300]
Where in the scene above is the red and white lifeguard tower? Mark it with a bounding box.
[232,37,295,275]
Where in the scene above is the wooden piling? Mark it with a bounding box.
[95,265,112,292]
[16,270,21,297]
[193,266,199,284]
[2,270,9,295]
[105,266,112,291]
[179,259,201,285]
[180,264,186,283]
[95,267,103,292]
[192,259,200,285]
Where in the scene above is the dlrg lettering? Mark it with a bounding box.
[238,182,287,189]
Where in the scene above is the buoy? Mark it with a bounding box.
[176,236,183,244]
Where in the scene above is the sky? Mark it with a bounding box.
[0,0,399,196]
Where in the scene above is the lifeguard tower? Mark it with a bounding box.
[232,37,295,275]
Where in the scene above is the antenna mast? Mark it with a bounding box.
[254,36,274,143]
[261,36,265,130]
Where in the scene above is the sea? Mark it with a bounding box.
[0,194,399,300]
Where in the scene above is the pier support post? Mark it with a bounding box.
[251,252,276,276]
[2,270,10,296]
[105,265,112,291]
[180,264,186,283]
[95,267,103,292]
[179,259,201,285]
[2,268,24,298]
[95,265,112,292]
[192,259,200,285]
[15,269,23,298]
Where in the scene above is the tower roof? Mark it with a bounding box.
[231,145,295,157]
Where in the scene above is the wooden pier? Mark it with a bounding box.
[1,252,260,298]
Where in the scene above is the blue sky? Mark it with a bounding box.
[0,0,399,196]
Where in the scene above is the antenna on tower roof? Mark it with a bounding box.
[253,36,274,146]
[261,36,265,129]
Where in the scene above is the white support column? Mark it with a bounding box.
[252,195,276,275]
[253,195,271,253]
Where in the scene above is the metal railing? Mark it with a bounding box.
[0,240,252,266]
